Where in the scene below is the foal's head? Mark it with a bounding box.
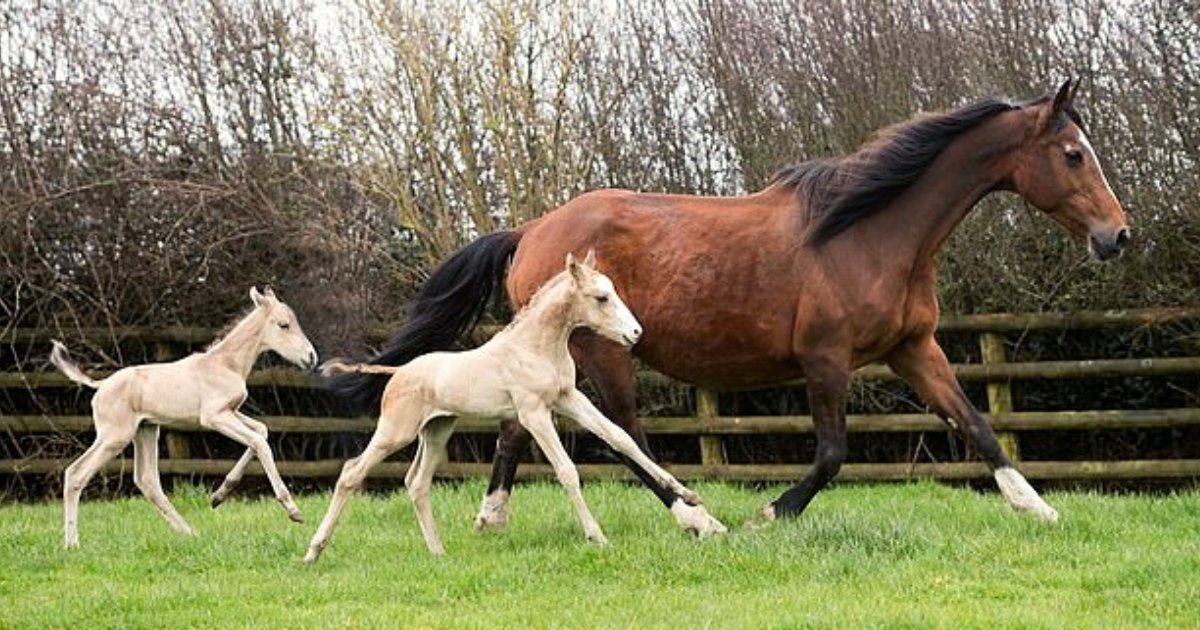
[250,286,319,370]
[1007,79,1130,260]
[564,250,642,347]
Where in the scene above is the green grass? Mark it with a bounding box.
[1,480,1198,629]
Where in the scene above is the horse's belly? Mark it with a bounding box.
[634,333,801,389]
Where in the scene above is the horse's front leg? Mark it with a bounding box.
[752,354,850,525]
[887,334,1058,522]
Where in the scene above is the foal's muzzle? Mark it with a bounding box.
[1089,226,1131,261]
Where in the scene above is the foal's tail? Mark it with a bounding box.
[328,230,523,411]
[49,340,103,389]
[319,359,400,377]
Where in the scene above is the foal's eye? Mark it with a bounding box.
[595,295,609,304]
[279,322,290,330]
[1065,149,1084,167]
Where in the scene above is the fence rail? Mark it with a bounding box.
[2,307,1199,484]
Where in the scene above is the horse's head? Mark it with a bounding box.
[1007,79,1130,260]
[565,250,642,347]
[250,286,319,370]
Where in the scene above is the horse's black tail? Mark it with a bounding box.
[329,230,523,412]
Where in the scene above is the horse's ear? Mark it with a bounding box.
[249,286,264,306]
[583,248,597,269]
[1051,77,1073,117]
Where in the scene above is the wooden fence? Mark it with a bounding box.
[2,307,1199,484]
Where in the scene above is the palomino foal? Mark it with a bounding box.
[304,252,713,561]
[51,287,318,548]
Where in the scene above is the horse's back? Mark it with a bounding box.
[508,186,806,387]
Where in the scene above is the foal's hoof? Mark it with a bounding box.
[670,499,728,538]
[287,508,305,524]
[302,548,321,564]
[743,504,777,531]
[209,493,226,509]
[586,531,609,546]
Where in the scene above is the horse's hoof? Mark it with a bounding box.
[474,491,509,532]
[676,485,704,506]
[743,504,777,530]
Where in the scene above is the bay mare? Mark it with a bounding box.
[50,287,318,547]
[333,79,1129,530]
[304,252,719,562]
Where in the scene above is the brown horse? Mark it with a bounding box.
[333,79,1128,532]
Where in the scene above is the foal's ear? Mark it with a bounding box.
[583,248,597,269]
[565,252,584,283]
[262,285,277,300]
[249,286,265,307]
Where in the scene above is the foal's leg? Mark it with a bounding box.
[210,413,267,508]
[63,410,137,548]
[304,410,420,563]
[407,417,456,555]
[887,334,1058,522]
[556,389,701,505]
[132,424,194,535]
[516,403,606,544]
[755,355,850,524]
[202,410,302,523]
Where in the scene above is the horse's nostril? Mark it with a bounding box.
[1115,227,1131,248]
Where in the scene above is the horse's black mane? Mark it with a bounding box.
[776,95,1083,245]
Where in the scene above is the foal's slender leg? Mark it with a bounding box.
[758,356,850,522]
[408,418,456,555]
[202,410,302,523]
[132,424,194,535]
[63,412,136,548]
[556,389,701,505]
[517,404,606,544]
[304,413,420,563]
[210,413,268,508]
[887,334,1058,522]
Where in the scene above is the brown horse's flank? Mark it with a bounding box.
[341,80,1128,529]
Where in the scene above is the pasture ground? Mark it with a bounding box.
[1,479,1197,629]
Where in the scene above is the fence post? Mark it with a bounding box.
[696,387,727,468]
[154,341,191,460]
[979,332,1020,461]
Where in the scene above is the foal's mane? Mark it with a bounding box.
[502,271,572,331]
[205,306,260,350]
[776,94,1084,245]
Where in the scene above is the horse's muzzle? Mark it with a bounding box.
[1089,227,1130,261]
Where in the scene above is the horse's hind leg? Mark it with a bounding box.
[408,417,456,555]
[887,335,1058,522]
[517,404,605,544]
[132,424,194,536]
[210,413,268,508]
[63,409,136,548]
[304,405,420,563]
[474,420,528,531]
[758,356,849,523]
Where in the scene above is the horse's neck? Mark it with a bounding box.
[206,310,265,378]
[856,109,1031,272]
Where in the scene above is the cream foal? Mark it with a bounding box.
[50,287,318,548]
[305,252,718,561]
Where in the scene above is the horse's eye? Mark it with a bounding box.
[279,322,290,330]
[596,295,609,304]
[1065,149,1083,167]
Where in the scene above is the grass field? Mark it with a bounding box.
[1,479,1198,629]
